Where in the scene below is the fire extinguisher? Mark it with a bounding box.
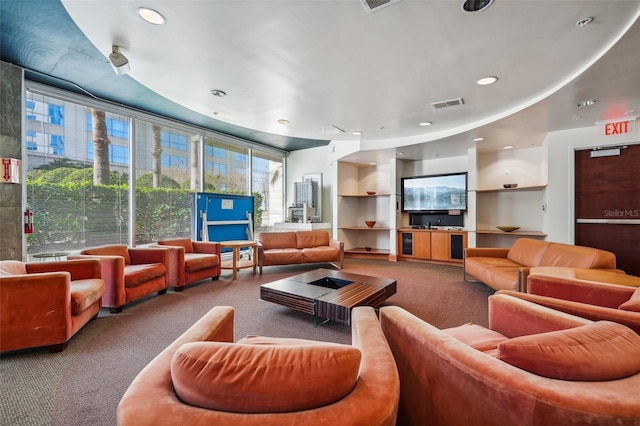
[24,208,34,234]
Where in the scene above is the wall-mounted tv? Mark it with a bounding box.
[401,172,468,213]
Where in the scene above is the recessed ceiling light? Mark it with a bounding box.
[473,137,484,142]
[352,131,363,135]
[503,145,513,150]
[210,89,227,98]
[577,99,598,108]
[462,0,494,13]
[477,76,498,86]
[369,162,377,165]
[137,7,166,25]
[576,17,593,27]
[419,121,432,127]
[277,119,289,125]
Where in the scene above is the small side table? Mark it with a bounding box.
[220,240,257,280]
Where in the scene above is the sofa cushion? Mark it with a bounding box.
[498,321,640,381]
[540,243,616,269]
[444,323,508,352]
[0,260,26,276]
[296,230,330,249]
[159,238,194,253]
[171,336,361,413]
[619,286,640,312]
[184,253,219,272]
[302,246,339,263]
[506,238,549,267]
[258,232,297,250]
[70,279,105,315]
[263,248,304,266]
[124,263,166,287]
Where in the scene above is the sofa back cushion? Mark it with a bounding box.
[158,238,194,253]
[540,243,616,269]
[296,230,330,249]
[171,336,361,413]
[82,245,131,265]
[0,261,27,276]
[498,321,640,381]
[619,286,640,312]
[257,232,297,250]
[506,238,550,267]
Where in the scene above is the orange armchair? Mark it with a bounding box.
[153,238,221,291]
[0,259,105,353]
[69,245,169,313]
[498,272,640,334]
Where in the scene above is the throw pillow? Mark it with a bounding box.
[498,321,640,381]
[171,336,361,413]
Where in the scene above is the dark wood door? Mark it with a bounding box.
[575,144,640,276]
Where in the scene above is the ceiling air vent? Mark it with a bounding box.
[360,0,402,13]
[431,98,465,110]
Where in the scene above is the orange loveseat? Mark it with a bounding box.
[117,306,399,425]
[256,230,343,274]
[153,238,221,291]
[380,293,640,426]
[463,238,618,291]
[69,245,169,313]
[0,259,105,353]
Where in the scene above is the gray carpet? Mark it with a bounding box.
[0,259,493,426]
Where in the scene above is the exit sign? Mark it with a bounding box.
[604,120,629,136]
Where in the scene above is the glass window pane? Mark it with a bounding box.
[203,137,248,195]
[252,151,284,231]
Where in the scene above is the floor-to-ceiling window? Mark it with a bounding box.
[24,83,285,258]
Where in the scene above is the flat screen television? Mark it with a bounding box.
[401,172,468,213]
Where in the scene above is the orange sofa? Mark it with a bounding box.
[0,259,105,353]
[69,245,169,313]
[117,306,399,425]
[153,238,221,291]
[380,293,640,426]
[256,230,343,274]
[497,272,640,334]
[463,238,618,291]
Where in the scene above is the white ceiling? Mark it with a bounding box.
[61,0,640,163]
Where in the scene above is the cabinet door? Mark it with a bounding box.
[430,232,449,261]
[413,232,431,259]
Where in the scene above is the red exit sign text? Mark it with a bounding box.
[604,121,629,135]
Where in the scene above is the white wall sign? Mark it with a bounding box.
[1,158,21,184]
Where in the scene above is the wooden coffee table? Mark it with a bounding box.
[259,269,397,325]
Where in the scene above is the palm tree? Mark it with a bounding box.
[91,109,111,185]
[152,124,162,188]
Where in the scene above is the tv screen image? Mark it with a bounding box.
[401,173,467,212]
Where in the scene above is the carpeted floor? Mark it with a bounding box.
[0,259,493,426]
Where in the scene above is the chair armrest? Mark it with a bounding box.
[192,241,221,256]
[526,274,635,308]
[68,254,126,308]
[464,247,510,259]
[488,292,592,338]
[26,259,101,281]
[330,239,344,268]
[149,245,185,287]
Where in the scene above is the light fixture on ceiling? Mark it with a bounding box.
[109,45,130,75]
[419,121,432,127]
[472,137,484,142]
[462,0,494,13]
[476,76,498,86]
[577,99,598,108]
[211,89,227,98]
[137,7,166,25]
[352,131,363,135]
[576,17,593,28]
[277,119,289,125]
[503,145,513,150]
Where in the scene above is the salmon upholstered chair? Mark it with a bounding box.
[153,238,221,291]
[117,306,400,425]
[69,245,169,313]
[0,259,105,353]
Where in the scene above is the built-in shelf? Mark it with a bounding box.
[339,226,391,231]
[345,248,390,255]
[476,185,546,193]
[477,230,547,237]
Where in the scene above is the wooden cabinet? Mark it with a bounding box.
[397,229,467,264]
